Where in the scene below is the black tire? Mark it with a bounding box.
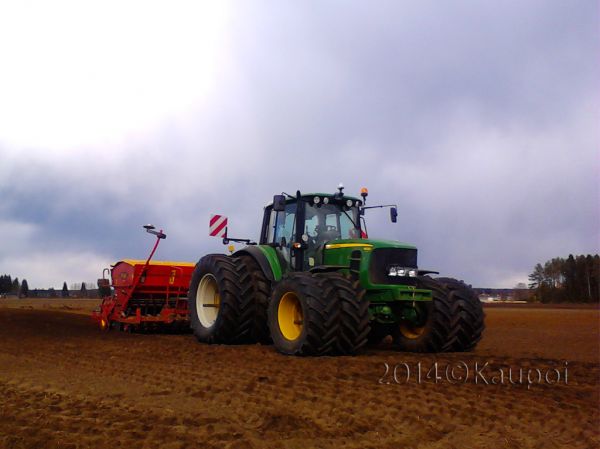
[392,276,452,352]
[316,272,370,355]
[235,255,272,343]
[268,273,339,356]
[188,254,246,344]
[435,277,485,351]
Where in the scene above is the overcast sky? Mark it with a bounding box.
[0,1,598,289]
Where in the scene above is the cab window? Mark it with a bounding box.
[267,203,296,245]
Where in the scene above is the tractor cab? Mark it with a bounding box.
[260,188,363,271]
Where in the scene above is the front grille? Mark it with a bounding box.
[369,247,418,284]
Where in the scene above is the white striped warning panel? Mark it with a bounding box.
[209,214,228,237]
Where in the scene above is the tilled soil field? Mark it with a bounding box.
[0,300,598,449]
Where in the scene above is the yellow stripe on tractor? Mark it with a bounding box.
[324,243,373,250]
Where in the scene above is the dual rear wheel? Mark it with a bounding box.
[188,254,270,345]
[188,254,247,344]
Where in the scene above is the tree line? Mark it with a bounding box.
[0,275,28,297]
[37,282,91,298]
[0,275,95,298]
[528,254,600,303]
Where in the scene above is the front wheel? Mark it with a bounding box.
[392,277,451,352]
[392,276,485,352]
[436,277,485,351]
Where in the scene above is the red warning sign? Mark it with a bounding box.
[209,214,228,238]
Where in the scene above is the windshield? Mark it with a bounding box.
[304,202,360,243]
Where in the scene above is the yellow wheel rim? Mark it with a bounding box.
[278,292,303,341]
[399,322,425,340]
[196,274,220,328]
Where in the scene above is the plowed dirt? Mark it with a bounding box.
[0,299,598,449]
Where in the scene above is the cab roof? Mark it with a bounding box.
[265,192,361,208]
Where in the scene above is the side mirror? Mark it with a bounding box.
[273,195,286,212]
[390,207,398,223]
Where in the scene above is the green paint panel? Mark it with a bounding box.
[255,245,283,281]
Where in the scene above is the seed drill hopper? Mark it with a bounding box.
[92,225,195,332]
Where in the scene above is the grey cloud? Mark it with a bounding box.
[0,1,597,288]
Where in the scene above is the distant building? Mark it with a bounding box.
[475,288,532,302]
[28,289,100,298]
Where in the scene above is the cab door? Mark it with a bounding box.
[263,202,298,273]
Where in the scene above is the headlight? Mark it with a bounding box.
[388,266,418,277]
[323,197,329,204]
[313,196,320,204]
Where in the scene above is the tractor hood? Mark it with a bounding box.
[321,238,419,281]
[323,239,416,251]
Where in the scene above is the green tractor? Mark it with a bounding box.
[188,185,484,356]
